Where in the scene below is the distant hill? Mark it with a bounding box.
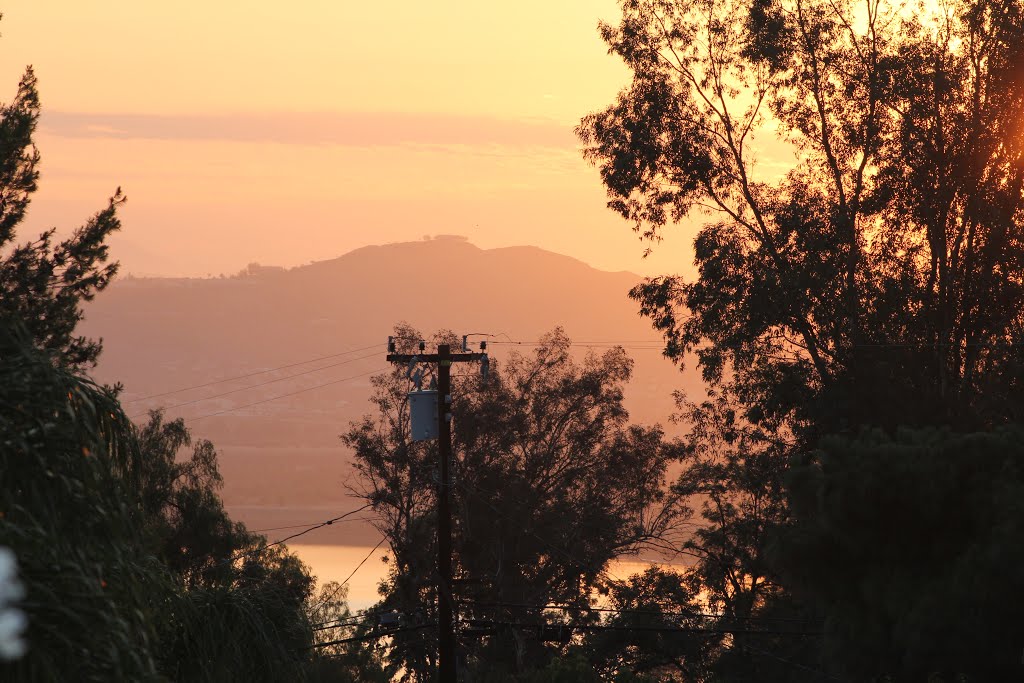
[81,237,700,544]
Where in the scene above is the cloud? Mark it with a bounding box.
[39,111,577,150]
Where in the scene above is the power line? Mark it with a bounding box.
[306,618,818,653]
[339,536,388,593]
[250,516,382,533]
[396,334,663,345]
[488,341,663,347]
[225,504,374,565]
[128,350,380,418]
[123,343,381,403]
[485,341,666,351]
[469,619,820,637]
[743,642,839,681]
[187,366,387,421]
[259,504,374,550]
[310,623,434,650]
[310,535,389,616]
[485,338,1024,350]
[389,334,667,351]
[457,600,813,624]
[312,613,375,632]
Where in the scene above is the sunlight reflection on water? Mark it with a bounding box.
[290,543,687,612]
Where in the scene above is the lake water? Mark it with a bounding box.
[292,543,390,610]
[290,543,685,611]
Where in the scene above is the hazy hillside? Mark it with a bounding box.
[81,236,701,544]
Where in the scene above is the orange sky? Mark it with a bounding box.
[0,0,708,277]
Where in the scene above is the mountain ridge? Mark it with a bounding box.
[80,238,698,544]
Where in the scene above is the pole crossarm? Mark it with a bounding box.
[386,353,486,363]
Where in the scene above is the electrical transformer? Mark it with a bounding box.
[408,389,439,441]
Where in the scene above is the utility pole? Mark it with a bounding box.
[387,339,486,683]
[435,344,456,683]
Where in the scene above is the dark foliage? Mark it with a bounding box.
[344,325,679,680]
[583,568,712,680]
[578,0,1024,678]
[0,65,123,369]
[133,412,318,682]
[776,427,1024,680]
[0,29,343,680]
[579,0,1024,435]
[0,323,322,682]
[0,324,164,681]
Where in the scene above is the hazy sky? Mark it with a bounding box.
[0,0,706,277]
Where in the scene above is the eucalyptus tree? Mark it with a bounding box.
[579,0,1024,676]
[778,427,1024,679]
[579,0,1024,434]
[344,326,680,680]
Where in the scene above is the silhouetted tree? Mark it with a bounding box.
[0,62,124,369]
[132,412,318,682]
[0,324,165,681]
[776,427,1024,680]
[344,326,680,680]
[579,0,1024,435]
[0,27,326,682]
[0,324,322,682]
[582,568,712,680]
[579,0,1024,677]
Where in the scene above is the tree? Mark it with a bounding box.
[582,568,713,681]
[669,390,790,624]
[0,27,324,681]
[579,0,1024,435]
[344,326,680,680]
[132,411,265,587]
[0,63,124,369]
[0,323,165,681]
[579,1,1024,676]
[130,411,319,682]
[775,427,1024,680]
[573,389,823,683]
[305,582,394,683]
[0,324,321,682]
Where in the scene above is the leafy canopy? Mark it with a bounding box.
[579,0,1024,435]
[344,326,679,680]
[0,64,123,368]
